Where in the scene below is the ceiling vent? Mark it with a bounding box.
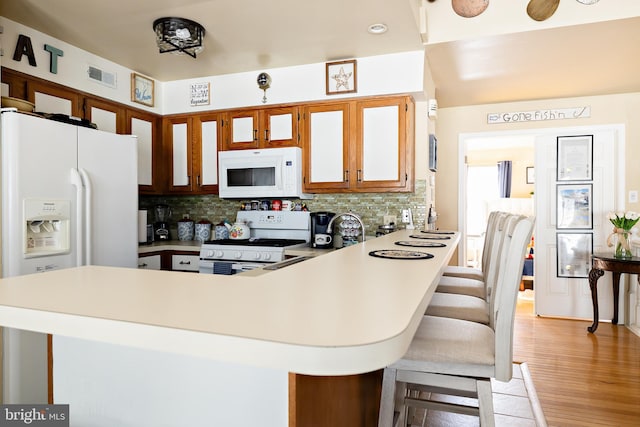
[87,65,117,89]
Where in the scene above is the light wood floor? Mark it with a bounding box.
[513,298,640,427]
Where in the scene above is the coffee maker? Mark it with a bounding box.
[310,212,335,249]
[154,204,172,241]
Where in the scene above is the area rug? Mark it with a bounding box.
[407,362,547,427]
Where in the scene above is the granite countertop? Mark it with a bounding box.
[0,230,459,376]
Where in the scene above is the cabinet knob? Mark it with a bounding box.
[357,169,362,182]
[344,170,349,183]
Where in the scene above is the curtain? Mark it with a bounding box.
[497,160,512,198]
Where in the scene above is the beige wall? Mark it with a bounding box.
[435,92,640,232]
[466,147,535,198]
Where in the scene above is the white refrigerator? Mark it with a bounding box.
[0,110,138,403]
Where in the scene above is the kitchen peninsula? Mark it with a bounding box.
[0,230,458,426]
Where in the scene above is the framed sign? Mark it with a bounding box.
[190,82,210,106]
[556,232,593,278]
[131,73,154,107]
[557,183,592,229]
[326,60,357,95]
[557,135,593,181]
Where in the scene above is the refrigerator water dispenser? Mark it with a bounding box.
[24,199,71,258]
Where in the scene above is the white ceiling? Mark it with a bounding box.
[2,0,640,108]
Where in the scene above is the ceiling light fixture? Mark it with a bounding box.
[367,23,388,34]
[153,17,205,59]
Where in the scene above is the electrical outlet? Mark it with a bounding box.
[401,209,410,223]
[630,190,638,204]
[383,215,397,225]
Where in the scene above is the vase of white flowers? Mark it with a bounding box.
[607,211,639,259]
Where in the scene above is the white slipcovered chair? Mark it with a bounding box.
[427,215,525,325]
[435,212,511,300]
[378,216,534,427]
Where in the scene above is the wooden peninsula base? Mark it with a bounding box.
[289,371,383,427]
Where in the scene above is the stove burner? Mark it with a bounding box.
[202,238,306,247]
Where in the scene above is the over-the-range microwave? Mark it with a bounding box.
[218,147,311,199]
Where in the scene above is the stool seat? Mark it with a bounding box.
[426,292,489,324]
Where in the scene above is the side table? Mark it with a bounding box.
[588,254,640,333]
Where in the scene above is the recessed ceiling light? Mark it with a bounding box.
[368,23,388,35]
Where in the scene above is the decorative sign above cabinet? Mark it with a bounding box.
[131,73,155,107]
[487,106,591,124]
[190,82,210,106]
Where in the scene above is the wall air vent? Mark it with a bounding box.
[87,65,117,89]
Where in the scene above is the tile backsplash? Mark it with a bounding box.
[140,180,428,239]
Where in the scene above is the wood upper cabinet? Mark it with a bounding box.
[192,112,221,193]
[164,113,221,195]
[27,80,81,117]
[303,95,414,193]
[354,96,414,192]
[165,116,193,193]
[84,98,126,134]
[302,103,351,192]
[127,109,162,194]
[223,106,299,150]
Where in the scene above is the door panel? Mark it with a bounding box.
[535,127,619,321]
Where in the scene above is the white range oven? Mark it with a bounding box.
[198,211,310,274]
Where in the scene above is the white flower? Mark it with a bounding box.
[607,212,617,220]
[626,211,639,220]
[617,211,625,219]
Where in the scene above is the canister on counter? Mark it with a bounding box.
[251,200,259,210]
[260,200,270,210]
[271,199,282,211]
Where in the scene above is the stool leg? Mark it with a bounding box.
[477,380,495,427]
[379,368,397,427]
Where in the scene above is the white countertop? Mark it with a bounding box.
[0,230,458,376]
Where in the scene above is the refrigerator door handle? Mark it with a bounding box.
[79,168,93,266]
[70,168,84,266]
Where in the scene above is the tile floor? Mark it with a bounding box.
[407,363,546,427]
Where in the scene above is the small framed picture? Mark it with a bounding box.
[526,166,535,184]
[326,60,357,95]
[557,183,593,229]
[190,82,210,106]
[556,232,593,278]
[131,73,154,107]
[557,135,593,181]
[428,134,437,172]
